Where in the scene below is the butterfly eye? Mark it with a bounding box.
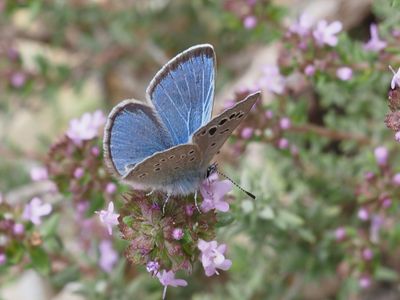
[208,126,217,136]
[218,118,228,126]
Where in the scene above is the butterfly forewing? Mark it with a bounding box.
[103,100,174,178]
[146,44,216,145]
[192,92,260,166]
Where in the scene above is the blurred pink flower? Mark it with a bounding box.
[359,275,371,289]
[313,20,342,47]
[336,67,353,81]
[374,146,388,166]
[241,127,254,139]
[198,239,232,276]
[200,173,232,213]
[278,138,289,149]
[289,13,313,37]
[389,65,400,89]
[357,207,369,221]
[279,117,291,130]
[382,197,392,208]
[105,182,117,194]
[91,146,100,156]
[243,15,257,29]
[96,202,119,235]
[99,240,118,272]
[146,260,160,275]
[30,167,48,181]
[10,72,26,88]
[304,64,316,76]
[362,248,373,261]
[23,197,52,225]
[395,131,400,142]
[66,110,106,145]
[13,223,24,235]
[335,227,346,241]
[265,110,274,119]
[73,167,84,179]
[392,173,400,186]
[259,65,286,94]
[0,253,6,265]
[364,24,386,52]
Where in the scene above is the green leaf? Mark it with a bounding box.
[375,266,399,282]
[216,213,235,227]
[277,210,304,227]
[258,206,275,220]
[29,247,51,275]
[40,214,60,238]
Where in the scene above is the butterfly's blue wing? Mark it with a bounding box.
[103,100,174,177]
[146,44,215,145]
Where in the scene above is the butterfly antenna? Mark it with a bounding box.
[215,170,256,200]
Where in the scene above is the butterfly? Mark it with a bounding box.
[103,44,260,198]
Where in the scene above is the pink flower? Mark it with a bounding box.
[98,240,118,272]
[279,117,291,130]
[243,15,257,29]
[259,65,286,95]
[304,64,316,76]
[241,127,254,139]
[146,261,160,275]
[313,20,342,47]
[335,227,346,241]
[265,110,274,119]
[395,131,400,142]
[198,239,232,276]
[278,138,289,149]
[30,167,48,181]
[91,146,100,156]
[362,248,373,261]
[359,275,371,289]
[336,67,353,81]
[392,173,400,186]
[66,110,106,145]
[389,65,400,89]
[364,24,387,52]
[73,167,84,179]
[105,182,117,194]
[374,146,388,166]
[382,197,392,208]
[157,270,187,299]
[10,72,26,88]
[13,223,24,235]
[289,13,313,37]
[172,228,184,240]
[23,197,52,225]
[200,174,233,213]
[357,207,369,221]
[96,202,119,235]
[0,253,6,265]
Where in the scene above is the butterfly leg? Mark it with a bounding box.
[194,190,201,214]
[162,192,171,215]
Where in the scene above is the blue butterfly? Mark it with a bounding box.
[103,44,260,198]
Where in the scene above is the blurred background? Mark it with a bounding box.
[1,0,400,299]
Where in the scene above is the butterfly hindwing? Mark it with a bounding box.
[103,100,174,178]
[192,92,260,166]
[146,44,216,145]
[122,144,203,194]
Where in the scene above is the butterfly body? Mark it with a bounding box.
[103,44,260,196]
